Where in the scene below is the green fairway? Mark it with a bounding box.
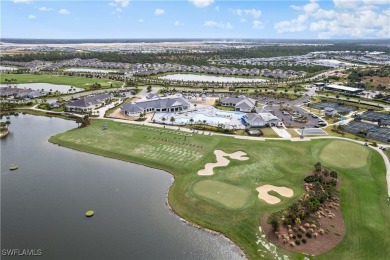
[50,119,390,259]
[0,73,123,89]
[192,180,251,209]
[319,140,369,168]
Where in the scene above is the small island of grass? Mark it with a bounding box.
[85,210,95,217]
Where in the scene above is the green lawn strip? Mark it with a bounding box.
[49,119,389,259]
[260,127,281,138]
[1,73,122,89]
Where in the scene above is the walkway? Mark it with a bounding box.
[271,126,291,138]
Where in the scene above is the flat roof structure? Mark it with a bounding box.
[324,84,363,93]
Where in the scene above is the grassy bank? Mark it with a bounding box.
[49,119,389,259]
[1,73,123,89]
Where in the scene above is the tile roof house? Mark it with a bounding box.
[220,97,257,113]
[66,93,112,111]
[121,94,191,116]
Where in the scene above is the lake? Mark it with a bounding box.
[0,83,83,93]
[159,74,267,83]
[1,115,244,259]
[64,68,119,73]
[0,66,17,71]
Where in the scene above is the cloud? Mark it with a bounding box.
[114,0,130,7]
[240,18,247,23]
[252,20,264,30]
[290,0,319,14]
[155,9,165,15]
[113,7,122,13]
[231,8,262,18]
[28,14,36,19]
[109,0,130,14]
[310,8,390,38]
[38,6,53,11]
[274,14,308,33]
[275,0,390,38]
[333,0,388,9]
[13,0,33,3]
[204,20,233,29]
[174,21,184,26]
[139,19,144,23]
[58,9,70,15]
[189,0,214,8]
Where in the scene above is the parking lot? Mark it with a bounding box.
[261,93,322,128]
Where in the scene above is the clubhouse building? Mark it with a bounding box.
[121,94,191,116]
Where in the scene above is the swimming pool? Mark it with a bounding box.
[154,108,246,129]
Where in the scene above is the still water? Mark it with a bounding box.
[1,115,244,260]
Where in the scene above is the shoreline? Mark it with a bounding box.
[48,135,248,259]
[0,129,10,138]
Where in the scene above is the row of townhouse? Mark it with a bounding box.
[0,87,46,98]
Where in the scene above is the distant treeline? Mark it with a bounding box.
[1,43,388,66]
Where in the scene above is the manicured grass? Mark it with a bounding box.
[192,180,251,209]
[260,127,280,138]
[319,140,369,168]
[0,73,123,89]
[50,119,390,259]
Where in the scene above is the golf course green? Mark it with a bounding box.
[319,140,369,169]
[49,119,390,259]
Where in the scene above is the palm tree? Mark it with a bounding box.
[170,116,175,125]
[189,118,194,125]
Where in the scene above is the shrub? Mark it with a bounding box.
[292,235,296,239]
[297,233,302,238]
[330,171,338,179]
[325,179,337,187]
[302,238,307,243]
[304,175,318,183]
[295,239,301,245]
[306,231,313,238]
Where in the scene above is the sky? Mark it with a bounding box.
[1,0,389,39]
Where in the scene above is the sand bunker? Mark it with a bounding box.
[197,150,249,176]
[256,185,294,204]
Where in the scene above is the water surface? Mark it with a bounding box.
[0,83,83,93]
[1,115,244,260]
